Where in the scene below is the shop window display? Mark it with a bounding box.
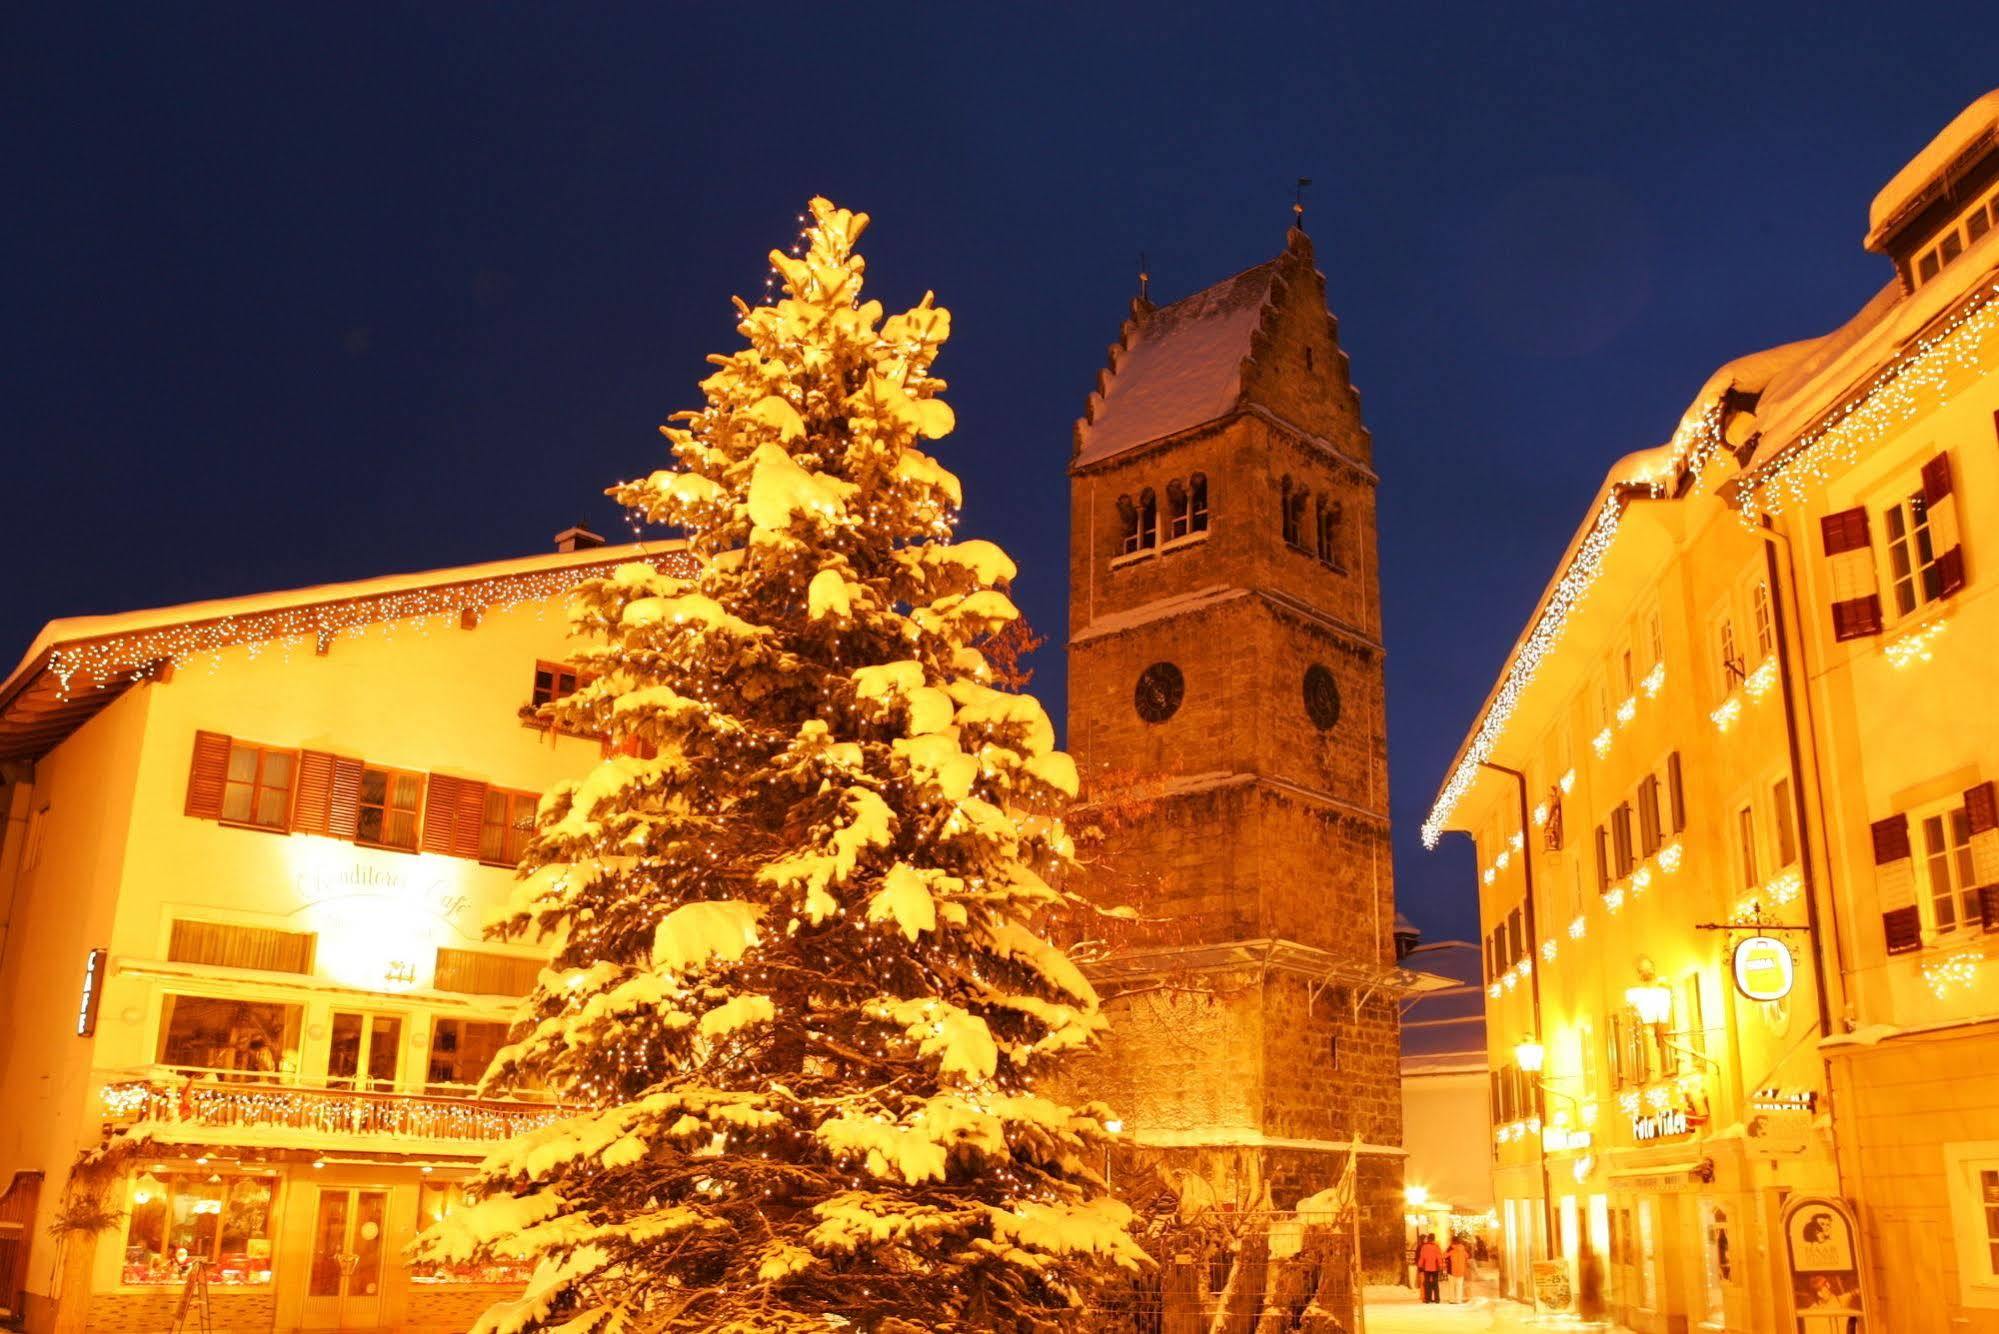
[122,1171,276,1286]
[409,1182,532,1284]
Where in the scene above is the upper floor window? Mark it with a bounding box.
[480,789,538,865]
[1917,799,1978,936]
[1884,485,1945,617]
[1737,803,1760,889]
[223,743,294,830]
[1911,190,1999,288]
[358,766,423,850]
[1117,495,1140,554]
[1315,498,1344,569]
[1717,614,1744,694]
[1751,579,1775,662]
[532,661,582,708]
[1138,489,1159,550]
[1167,474,1210,540]
[1280,476,1308,548]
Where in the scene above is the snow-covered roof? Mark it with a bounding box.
[1073,259,1281,467]
[0,540,692,762]
[1867,89,1999,250]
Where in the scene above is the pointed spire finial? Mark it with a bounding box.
[1293,177,1312,232]
[1137,251,1150,303]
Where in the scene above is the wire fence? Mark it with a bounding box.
[1078,1209,1357,1333]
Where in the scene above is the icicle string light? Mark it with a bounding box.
[1738,279,1999,526]
[1424,402,1725,845]
[43,551,697,699]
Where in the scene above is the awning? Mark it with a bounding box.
[1606,1159,1711,1191]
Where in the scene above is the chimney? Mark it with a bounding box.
[554,524,605,554]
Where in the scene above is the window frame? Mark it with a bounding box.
[356,764,425,851]
[1737,803,1760,890]
[1914,795,1980,937]
[220,742,297,832]
[120,1168,280,1289]
[477,788,538,867]
[531,661,583,709]
[1881,481,1945,620]
[1942,1141,1999,1309]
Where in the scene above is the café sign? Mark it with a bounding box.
[1632,1108,1690,1141]
[1732,934,1796,1002]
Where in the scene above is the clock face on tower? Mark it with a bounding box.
[1303,664,1342,731]
[1134,662,1185,723]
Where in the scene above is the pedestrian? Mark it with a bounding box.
[1447,1234,1472,1303]
[1416,1232,1443,1303]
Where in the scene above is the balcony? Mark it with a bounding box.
[97,1068,565,1154]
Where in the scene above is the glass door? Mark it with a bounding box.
[327,1012,402,1092]
[302,1188,387,1329]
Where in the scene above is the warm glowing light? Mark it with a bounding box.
[1405,1184,1430,1206]
[1658,842,1683,873]
[1591,727,1613,758]
[1627,981,1674,1026]
[1885,617,1950,669]
[1641,662,1666,698]
[1568,915,1587,940]
[1533,801,1550,828]
[1616,696,1637,727]
[1559,769,1576,795]
[1923,950,1982,998]
[1710,697,1742,733]
[1514,1036,1546,1074]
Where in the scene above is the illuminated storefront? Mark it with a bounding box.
[0,537,691,1332]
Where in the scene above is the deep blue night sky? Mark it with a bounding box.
[5,5,1994,945]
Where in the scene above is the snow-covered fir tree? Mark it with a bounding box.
[419,198,1144,1333]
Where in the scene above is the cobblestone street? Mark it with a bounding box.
[1363,1283,1629,1332]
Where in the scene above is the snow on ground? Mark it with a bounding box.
[1363,1281,1631,1333]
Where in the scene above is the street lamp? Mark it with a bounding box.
[1514,1035,1546,1074]
[1405,1184,1430,1207]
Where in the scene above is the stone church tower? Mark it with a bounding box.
[1066,226,1406,1268]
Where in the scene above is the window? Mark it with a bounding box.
[1941,1143,1999,1299]
[1167,479,1190,539]
[1772,777,1799,869]
[1919,802,1978,935]
[1738,805,1759,890]
[1137,488,1159,550]
[1611,803,1635,878]
[327,1011,402,1093]
[1619,643,1635,697]
[1117,495,1140,555]
[357,766,423,849]
[168,920,314,974]
[1645,607,1665,672]
[122,1171,277,1286]
[1508,907,1524,965]
[1717,615,1744,693]
[410,1182,534,1284]
[220,743,294,829]
[1280,477,1299,545]
[1682,973,1707,1066]
[1884,486,1944,617]
[1188,474,1209,534]
[479,789,537,865]
[1637,775,1663,858]
[435,948,541,997]
[1595,825,1610,892]
[156,994,302,1076]
[1282,480,1309,550]
[1316,498,1343,568]
[1751,580,1775,663]
[531,662,581,708]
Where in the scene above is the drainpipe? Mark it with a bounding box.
[1758,516,1849,1198]
[1478,760,1555,1255]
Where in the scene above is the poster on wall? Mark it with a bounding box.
[1783,1195,1866,1331]
[1530,1259,1575,1315]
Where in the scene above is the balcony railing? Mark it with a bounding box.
[98,1068,566,1147]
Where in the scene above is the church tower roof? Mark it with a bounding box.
[1073,227,1351,468]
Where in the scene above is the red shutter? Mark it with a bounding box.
[292,751,337,835]
[453,780,489,860]
[1922,453,1966,598]
[422,776,464,855]
[1967,783,1999,837]
[1882,907,1923,955]
[328,758,364,839]
[1870,814,1911,864]
[184,731,233,818]
[1820,507,1884,640]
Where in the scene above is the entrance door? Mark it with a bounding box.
[327,1012,402,1092]
[303,1188,389,1330]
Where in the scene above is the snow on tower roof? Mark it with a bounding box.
[1866,89,1999,251]
[1072,258,1282,467]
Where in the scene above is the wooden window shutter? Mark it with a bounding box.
[1965,783,1999,918]
[1667,752,1686,833]
[292,751,337,835]
[422,776,464,855]
[452,780,489,860]
[1921,453,1966,598]
[1820,507,1884,640]
[328,758,364,840]
[184,731,233,818]
[1872,813,1921,955]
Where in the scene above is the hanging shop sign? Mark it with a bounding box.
[1732,934,1796,1002]
[76,947,107,1037]
[1783,1195,1867,1330]
[1632,1108,1690,1141]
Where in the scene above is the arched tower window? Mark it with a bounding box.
[1167,479,1190,540]
[1117,494,1139,555]
[1317,498,1344,569]
[1280,476,1300,546]
[1138,488,1159,550]
[1189,473,1209,533]
[1286,486,1310,551]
